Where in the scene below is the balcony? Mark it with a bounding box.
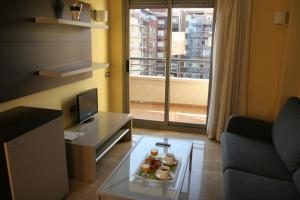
[129,8,213,125]
[129,75,209,124]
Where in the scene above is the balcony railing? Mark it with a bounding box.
[130,75,209,105]
[130,57,210,62]
[129,57,211,79]
[129,57,210,124]
[129,75,209,124]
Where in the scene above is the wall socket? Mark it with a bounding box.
[273,12,289,25]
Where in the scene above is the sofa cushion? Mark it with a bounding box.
[273,97,300,173]
[224,169,300,200]
[293,168,300,195]
[221,132,291,181]
[225,115,273,141]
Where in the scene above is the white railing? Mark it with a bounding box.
[129,75,209,106]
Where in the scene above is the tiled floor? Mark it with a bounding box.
[65,128,224,200]
[130,102,208,124]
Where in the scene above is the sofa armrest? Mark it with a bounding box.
[225,115,273,140]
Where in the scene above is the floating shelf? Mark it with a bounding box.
[92,62,110,69]
[38,62,110,78]
[91,24,109,29]
[34,17,109,29]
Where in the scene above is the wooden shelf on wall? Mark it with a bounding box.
[34,17,109,29]
[92,62,110,69]
[91,24,109,29]
[38,62,110,78]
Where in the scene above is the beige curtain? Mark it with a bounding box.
[207,0,252,141]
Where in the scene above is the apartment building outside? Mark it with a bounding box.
[129,9,213,79]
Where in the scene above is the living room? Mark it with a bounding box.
[0,0,300,200]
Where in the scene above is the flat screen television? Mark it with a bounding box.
[76,88,98,123]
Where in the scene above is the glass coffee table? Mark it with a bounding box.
[97,136,193,200]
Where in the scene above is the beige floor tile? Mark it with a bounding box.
[130,102,207,124]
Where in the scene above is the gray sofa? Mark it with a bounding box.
[221,97,300,200]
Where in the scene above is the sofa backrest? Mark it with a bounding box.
[273,97,300,173]
[293,168,300,194]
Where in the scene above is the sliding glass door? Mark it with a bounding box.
[129,9,168,122]
[169,8,214,125]
[127,0,214,131]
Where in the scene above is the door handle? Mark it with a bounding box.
[126,60,129,73]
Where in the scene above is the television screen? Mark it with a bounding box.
[77,88,98,123]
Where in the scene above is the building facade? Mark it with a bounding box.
[129,8,213,79]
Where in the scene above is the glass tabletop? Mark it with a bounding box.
[97,136,193,200]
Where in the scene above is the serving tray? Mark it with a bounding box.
[133,154,181,183]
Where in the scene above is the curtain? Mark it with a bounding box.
[207,0,252,141]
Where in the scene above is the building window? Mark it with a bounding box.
[158,20,165,25]
[158,41,165,47]
[158,30,165,37]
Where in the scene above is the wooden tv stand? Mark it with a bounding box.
[65,112,132,182]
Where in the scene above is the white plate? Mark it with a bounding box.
[155,171,174,180]
[161,158,178,166]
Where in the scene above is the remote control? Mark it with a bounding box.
[155,142,171,147]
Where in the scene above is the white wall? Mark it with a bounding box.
[129,75,209,106]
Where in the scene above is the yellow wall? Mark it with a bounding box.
[105,0,300,122]
[105,0,297,120]
[279,0,300,104]
[0,0,109,127]
[248,0,289,121]
[108,0,126,112]
[104,0,300,122]
[4,0,295,126]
